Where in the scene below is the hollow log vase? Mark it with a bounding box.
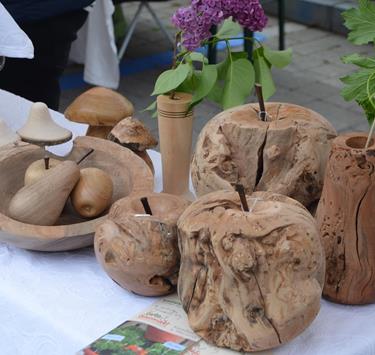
[316,132,375,305]
[157,93,194,199]
[192,103,337,209]
[95,193,190,296]
[0,136,153,251]
[178,190,325,352]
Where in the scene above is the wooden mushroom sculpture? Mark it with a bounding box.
[178,190,325,352]
[316,132,375,305]
[18,102,72,146]
[95,193,190,296]
[191,103,337,210]
[108,116,158,173]
[18,102,72,182]
[0,119,18,148]
[64,87,134,139]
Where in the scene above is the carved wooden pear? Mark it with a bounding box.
[71,167,113,218]
[24,158,61,186]
[8,161,80,225]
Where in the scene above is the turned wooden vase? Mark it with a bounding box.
[157,93,194,200]
[316,132,375,305]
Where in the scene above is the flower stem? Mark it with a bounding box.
[365,72,375,149]
[170,32,181,100]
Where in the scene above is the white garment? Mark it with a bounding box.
[70,0,120,88]
[0,2,34,58]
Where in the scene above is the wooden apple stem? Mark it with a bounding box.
[44,157,50,170]
[141,197,153,215]
[255,83,267,121]
[76,149,95,165]
[235,184,249,212]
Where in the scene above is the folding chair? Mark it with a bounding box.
[114,0,174,60]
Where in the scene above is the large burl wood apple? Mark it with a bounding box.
[316,132,375,305]
[192,103,337,209]
[95,193,190,296]
[177,190,325,352]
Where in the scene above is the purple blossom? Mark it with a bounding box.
[171,0,268,50]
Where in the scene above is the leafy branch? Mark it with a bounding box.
[341,0,375,130]
[147,19,292,114]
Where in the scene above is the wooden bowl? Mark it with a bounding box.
[0,136,154,251]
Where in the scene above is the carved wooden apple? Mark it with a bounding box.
[95,193,190,296]
[191,103,337,210]
[177,190,325,352]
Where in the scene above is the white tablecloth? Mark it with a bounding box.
[1,89,375,355]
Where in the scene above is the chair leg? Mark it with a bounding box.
[207,25,217,64]
[278,0,285,50]
[118,2,145,60]
[244,29,253,61]
[144,1,174,46]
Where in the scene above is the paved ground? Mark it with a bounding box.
[60,1,372,149]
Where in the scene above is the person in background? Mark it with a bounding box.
[0,0,95,110]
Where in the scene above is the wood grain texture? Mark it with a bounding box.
[95,193,190,296]
[8,161,80,225]
[71,167,114,218]
[192,103,337,209]
[157,93,194,198]
[178,190,325,352]
[316,132,375,305]
[0,136,153,251]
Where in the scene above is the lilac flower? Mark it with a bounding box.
[171,0,268,51]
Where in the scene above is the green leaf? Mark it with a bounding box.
[341,68,374,102]
[342,53,375,68]
[207,81,224,104]
[342,0,375,45]
[143,100,156,112]
[253,48,276,100]
[151,63,190,95]
[191,64,218,108]
[216,52,248,80]
[188,52,209,64]
[222,58,255,109]
[263,46,293,68]
[216,18,241,39]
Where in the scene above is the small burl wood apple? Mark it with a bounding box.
[177,190,325,352]
[95,193,190,296]
[192,102,337,209]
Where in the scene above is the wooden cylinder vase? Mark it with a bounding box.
[316,132,375,304]
[157,93,193,199]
